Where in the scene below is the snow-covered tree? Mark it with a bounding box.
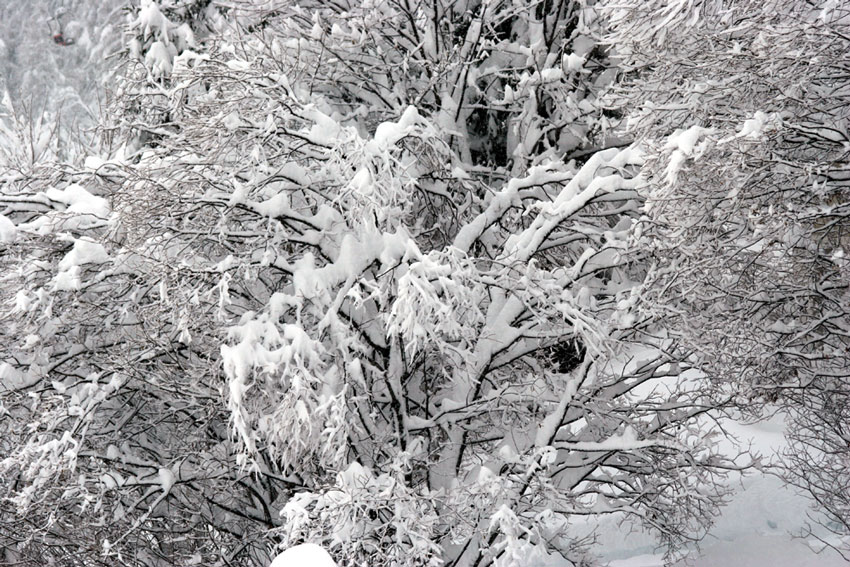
[604,0,850,554]
[2,1,747,566]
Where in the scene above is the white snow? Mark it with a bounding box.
[349,167,373,195]
[302,105,342,146]
[563,52,586,72]
[135,0,170,42]
[222,111,244,131]
[556,426,677,453]
[663,126,713,184]
[84,155,106,170]
[157,467,175,493]
[540,68,564,83]
[369,105,421,152]
[0,361,36,390]
[145,41,174,78]
[51,238,109,291]
[251,193,291,217]
[226,59,251,71]
[57,238,110,271]
[604,480,850,566]
[45,184,110,218]
[337,461,371,490]
[13,290,32,312]
[737,111,771,139]
[269,543,337,567]
[53,265,82,291]
[0,213,16,242]
[608,554,664,567]
[174,23,196,51]
[664,125,713,155]
[593,418,850,567]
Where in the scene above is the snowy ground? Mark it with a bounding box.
[599,417,847,567]
[603,474,847,567]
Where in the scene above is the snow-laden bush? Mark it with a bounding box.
[1,1,747,565]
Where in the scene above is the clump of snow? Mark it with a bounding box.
[13,290,33,312]
[57,238,110,272]
[0,361,35,390]
[368,105,421,153]
[52,238,110,291]
[135,0,170,42]
[337,461,371,490]
[269,543,337,567]
[83,156,106,170]
[736,111,772,139]
[222,110,244,131]
[563,52,586,72]
[157,467,175,493]
[664,125,713,156]
[172,49,206,73]
[53,266,82,291]
[45,184,110,218]
[0,214,16,243]
[251,193,291,217]
[145,41,175,78]
[349,167,373,195]
[129,0,192,80]
[451,166,470,180]
[302,105,343,146]
[663,126,714,184]
[226,58,251,71]
[174,23,196,51]
[540,68,564,83]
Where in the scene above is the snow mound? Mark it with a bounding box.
[269,543,337,567]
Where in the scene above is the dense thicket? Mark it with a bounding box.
[3,1,847,566]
